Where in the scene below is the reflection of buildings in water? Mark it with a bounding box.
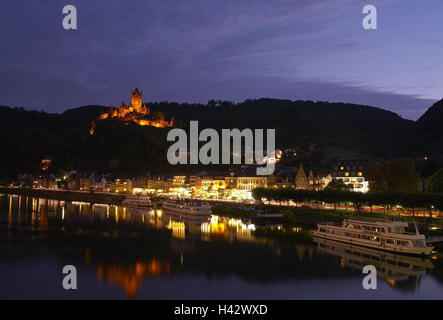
[166,218,187,240]
[4,196,259,245]
[164,210,208,241]
[314,237,434,292]
[94,258,171,299]
[163,211,256,243]
[4,195,126,229]
[6,195,50,230]
[295,245,314,261]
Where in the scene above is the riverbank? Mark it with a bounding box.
[0,187,125,205]
[211,201,443,240]
[2,187,442,238]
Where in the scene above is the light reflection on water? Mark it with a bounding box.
[1,194,443,299]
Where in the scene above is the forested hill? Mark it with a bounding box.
[149,99,416,158]
[0,98,441,179]
[416,99,443,156]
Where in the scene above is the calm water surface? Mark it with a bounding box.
[1,194,443,299]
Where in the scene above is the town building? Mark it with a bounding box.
[331,159,377,192]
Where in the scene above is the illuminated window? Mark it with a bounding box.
[358,172,362,176]
[345,172,349,177]
[340,166,344,170]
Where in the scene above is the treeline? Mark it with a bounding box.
[252,188,443,212]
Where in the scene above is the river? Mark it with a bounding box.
[1,194,442,299]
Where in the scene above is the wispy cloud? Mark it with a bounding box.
[0,0,439,119]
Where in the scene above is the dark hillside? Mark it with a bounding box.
[0,98,440,179]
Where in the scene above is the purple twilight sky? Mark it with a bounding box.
[0,0,441,120]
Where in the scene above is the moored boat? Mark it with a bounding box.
[313,237,434,289]
[312,218,434,256]
[162,199,212,220]
[122,194,152,208]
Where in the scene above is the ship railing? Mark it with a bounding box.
[345,218,385,225]
[318,222,342,227]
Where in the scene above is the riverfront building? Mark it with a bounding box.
[331,159,377,193]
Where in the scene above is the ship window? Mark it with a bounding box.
[392,227,406,234]
[387,259,396,265]
[396,240,409,247]
[398,262,410,268]
[386,239,394,244]
[412,240,426,248]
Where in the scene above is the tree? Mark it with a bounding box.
[427,168,443,193]
[252,187,443,212]
[369,158,419,193]
[325,179,352,191]
[23,175,34,188]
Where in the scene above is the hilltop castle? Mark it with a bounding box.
[90,88,174,134]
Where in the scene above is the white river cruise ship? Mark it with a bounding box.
[122,194,152,209]
[162,199,212,220]
[312,219,434,256]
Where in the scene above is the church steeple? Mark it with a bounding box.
[295,163,309,190]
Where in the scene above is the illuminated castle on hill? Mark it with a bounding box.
[90,88,174,135]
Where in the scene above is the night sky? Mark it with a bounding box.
[0,0,441,120]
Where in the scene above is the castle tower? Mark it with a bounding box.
[131,87,143,112]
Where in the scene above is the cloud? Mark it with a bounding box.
[0,0,438,120]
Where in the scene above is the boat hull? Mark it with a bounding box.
[312,231,434,256]
[122,202,152,209]
[163,210,210,223]
[162,202,212,218]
